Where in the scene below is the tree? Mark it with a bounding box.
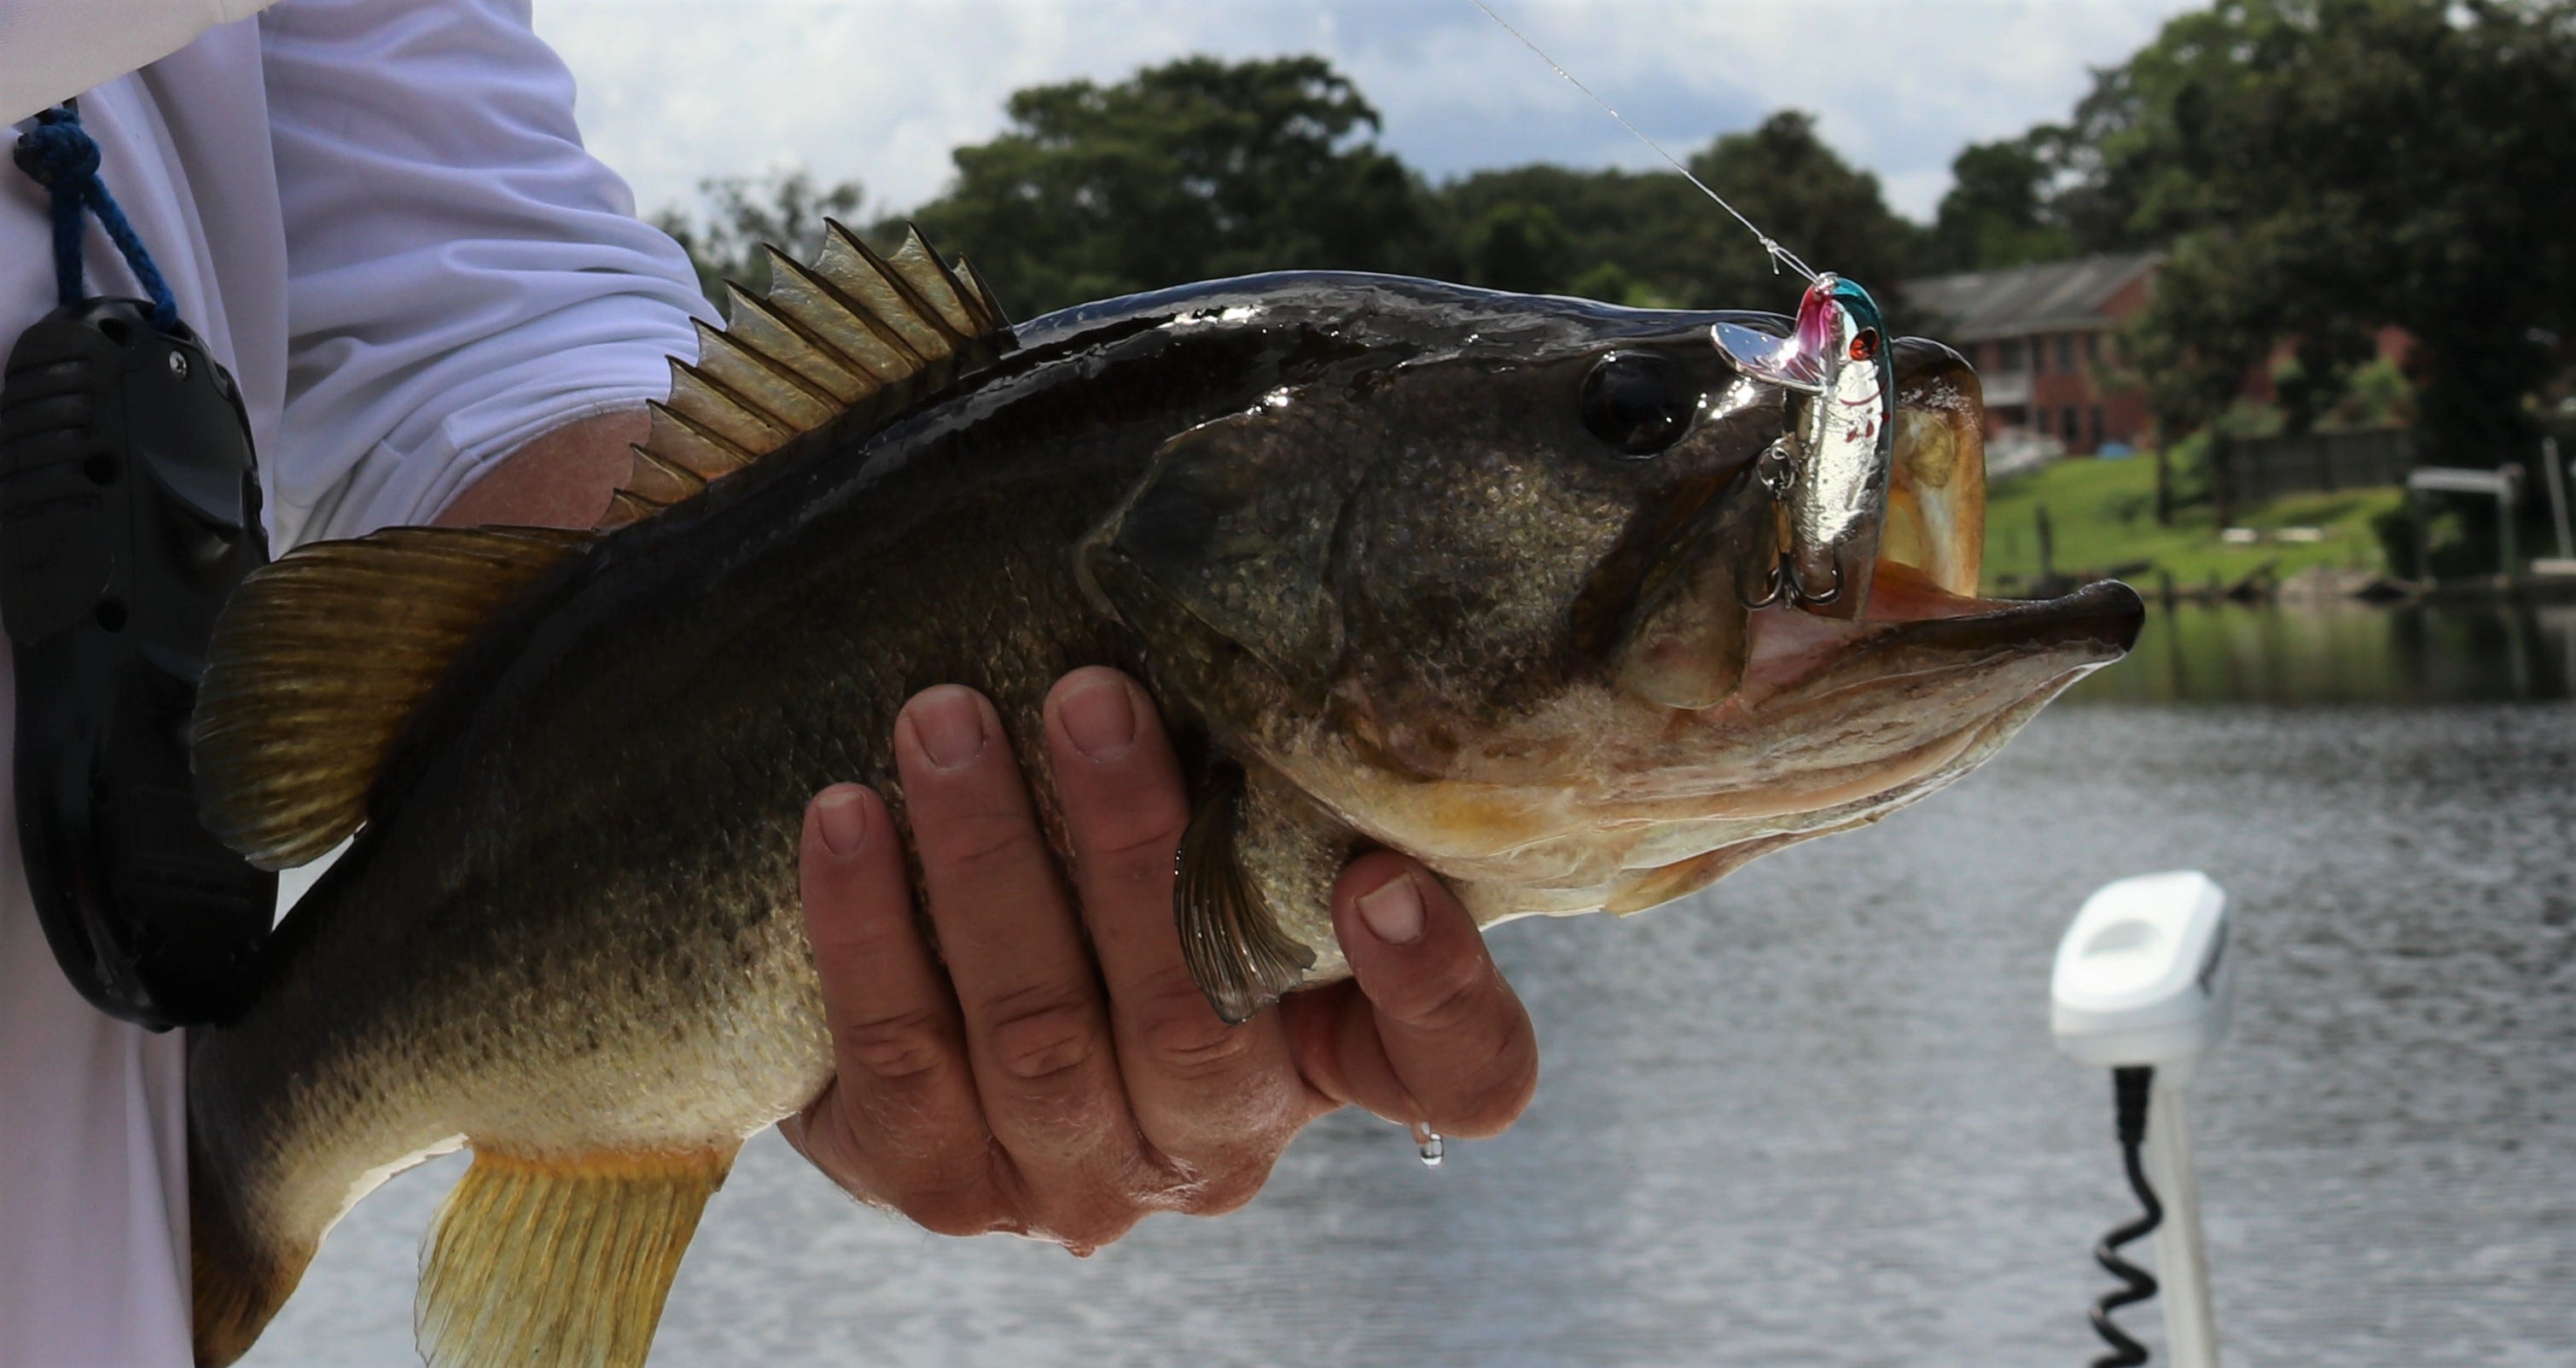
[652,170,865,309]
[2058,0,2576,466]
[1428,164,1708,303]
[1458,201,1574,295]
[898,55,1434,317]
[1925,137,2075,273]
[1681,112,1925,317]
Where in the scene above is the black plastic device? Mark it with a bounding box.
[0,298,276,1028]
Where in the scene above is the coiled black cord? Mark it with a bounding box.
[2088,1065,2164,1367]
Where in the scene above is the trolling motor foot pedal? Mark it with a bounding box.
[2051,871,2236,1368]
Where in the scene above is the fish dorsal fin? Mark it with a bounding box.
[603,223,1012,530]
[191,526,591,870]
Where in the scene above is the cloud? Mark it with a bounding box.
[536,0,2195,225]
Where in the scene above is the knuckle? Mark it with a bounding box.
[1046,1202,1143,1252]
[1445,1046,1540,1138]
[901,1184,1009,1239]
[1135,990,1256,1080]
[927,806,1048,876]
[983,988,1102,1082]
[1398,955,1497,1036]
[834,1005,954,1083]
[1162,1150,1275,1218]
[1083,812,1188,871]
[1182,1169,1267,1218]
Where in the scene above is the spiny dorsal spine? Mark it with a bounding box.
[602,223,1011,530]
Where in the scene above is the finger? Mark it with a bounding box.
[896,684,1143,1242]
[1045,669,1308,1207]
[1295,853,1538,1140]
[786,784,1009,1237]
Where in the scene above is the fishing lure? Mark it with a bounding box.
[1469,1,1899,619]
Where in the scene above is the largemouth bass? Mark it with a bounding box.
[184,228,2140,1368]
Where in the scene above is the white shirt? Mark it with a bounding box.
[0,5,708,1364]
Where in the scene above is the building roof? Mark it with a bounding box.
[1900,252,2161,343]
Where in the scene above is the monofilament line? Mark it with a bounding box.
[1467,0,1820,282]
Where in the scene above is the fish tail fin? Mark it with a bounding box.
[189,1119,315,1367]
[416,1144,734,1368]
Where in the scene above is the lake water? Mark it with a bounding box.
[241,601,2576,1368]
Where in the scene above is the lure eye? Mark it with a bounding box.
[1849,329,1880,363]
[1579,352,1695,457]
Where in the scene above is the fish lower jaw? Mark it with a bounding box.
[1453,664,2093,930]
[1736,565,1992,701]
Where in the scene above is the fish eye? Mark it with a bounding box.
[1579,352,1695,457]
[1850,329,1880,362]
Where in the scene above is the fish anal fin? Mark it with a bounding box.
[417,1144,734,1368]
[191,526,589,870]
[1175,763,1316,1023]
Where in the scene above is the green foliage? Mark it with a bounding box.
[1426,163,1711,303]
[654,57,1932,322]
[1925,137,2077,273]
[1458,201,1574,294]
[650,170,864,310]
[2336,358,2414,429]
[893,55,1434,317]
[1982,454,2401,591]
[2052,0,2576,465]
[1683,112,1926,317]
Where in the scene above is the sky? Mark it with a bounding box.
[534,1,2201,228]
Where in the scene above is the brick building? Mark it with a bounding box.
[1901,253,2160,458]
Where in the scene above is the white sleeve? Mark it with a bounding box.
[0,0,275,122]
[257,0,712,544]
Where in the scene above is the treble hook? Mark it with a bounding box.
[1740,553,1842,609]
[1742,556,1789,609]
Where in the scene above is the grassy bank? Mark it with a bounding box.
[1979,454,2401,595]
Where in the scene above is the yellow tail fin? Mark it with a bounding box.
[415,1145,733,1368]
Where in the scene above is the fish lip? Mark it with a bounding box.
[1737,578,2143,707]
[1868,579,2145,658]
[1810,579,2145,691]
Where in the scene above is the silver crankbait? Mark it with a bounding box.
[1470,0,1900,620]
[1712,276,1894,619]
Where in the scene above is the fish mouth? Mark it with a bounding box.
[1742,346,2143,704]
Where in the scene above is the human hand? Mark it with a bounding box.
[776,668,1538,1252]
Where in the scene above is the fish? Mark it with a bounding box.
[182,224,2142,1368]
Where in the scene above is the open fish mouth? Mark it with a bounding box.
[1743,347,2143,703]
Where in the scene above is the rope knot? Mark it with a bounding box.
[12,103,181,329]
[10,114,100,189]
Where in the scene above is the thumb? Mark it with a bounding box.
[1309,852,1538,1139]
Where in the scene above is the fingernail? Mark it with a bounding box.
[1357,870,1425,946]
[815,788,869,858]
[1059,674,1137,761]
[910,688,987,771]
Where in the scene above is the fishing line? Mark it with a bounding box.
[1466,0,1820,282]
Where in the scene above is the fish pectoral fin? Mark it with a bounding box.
[417,1144,734,1368]
[1175,762,1315,1024]
[191,525,590,870]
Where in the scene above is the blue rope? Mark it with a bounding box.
[12,105,181,330]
